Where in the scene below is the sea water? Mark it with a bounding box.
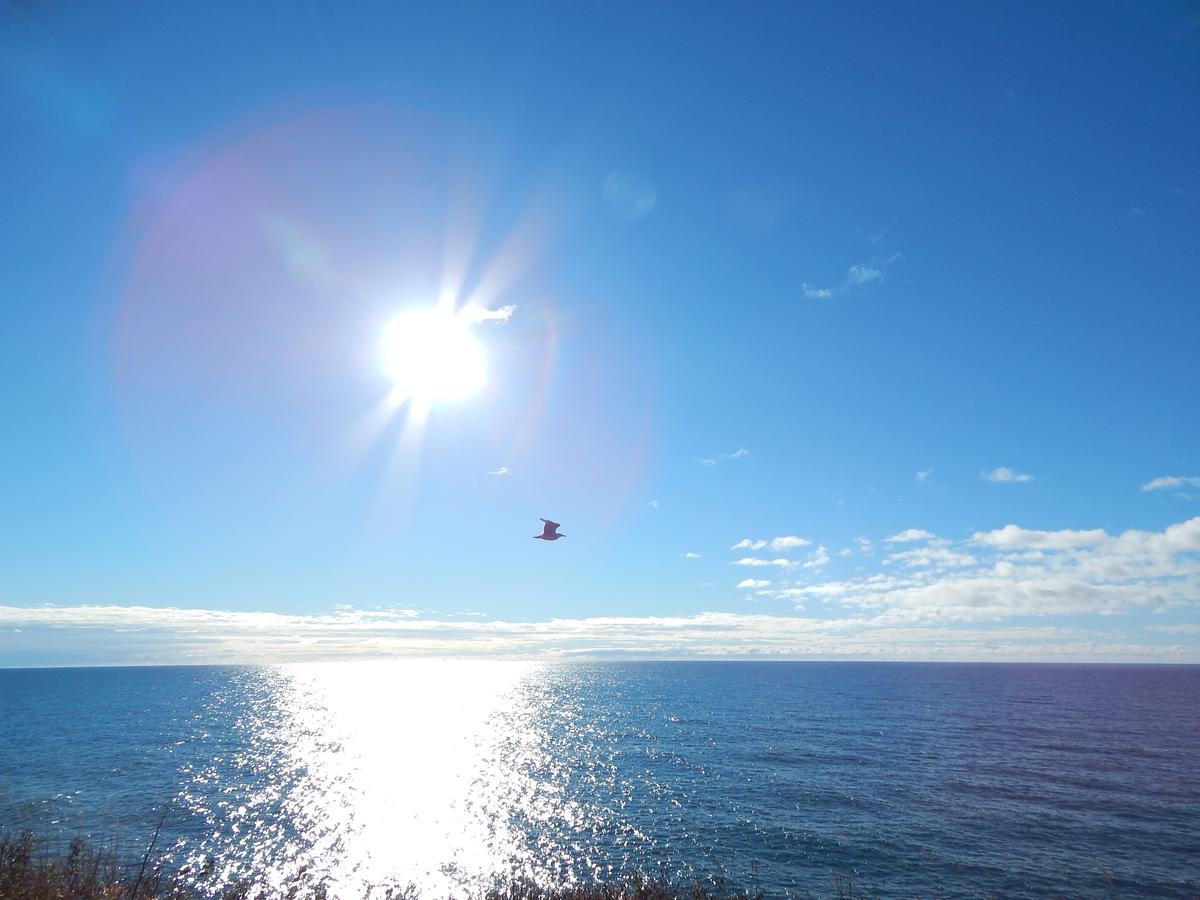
[1,661,1197,897]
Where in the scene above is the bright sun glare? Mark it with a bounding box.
[381,308,485,402]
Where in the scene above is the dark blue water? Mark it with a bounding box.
[1,662,1197,897]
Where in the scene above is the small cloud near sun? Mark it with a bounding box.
[983,466,1034,483]
[702,448,750,467]
[804,252,901,300]
[461,303,516,324]
[488,466,510,476]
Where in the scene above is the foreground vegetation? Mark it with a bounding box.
[0,830,870,900]
[0,829,187,900]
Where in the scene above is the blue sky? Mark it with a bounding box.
[2,2,1199,665]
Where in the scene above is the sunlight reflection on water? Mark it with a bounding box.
[180,660,572,897]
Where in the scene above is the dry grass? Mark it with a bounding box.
[0,829,189,899]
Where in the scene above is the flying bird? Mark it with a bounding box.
[534,518,564,541]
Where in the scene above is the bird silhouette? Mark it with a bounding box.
[534,518,564,540]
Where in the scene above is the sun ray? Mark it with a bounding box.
[461,184,562,315]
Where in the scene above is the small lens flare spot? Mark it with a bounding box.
[381,308,485,402]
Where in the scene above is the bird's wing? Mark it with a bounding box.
[540,518,561,529]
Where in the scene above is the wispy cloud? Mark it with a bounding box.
[732,539,767,550]
[846,263,883,285]
[1146,624,1200,635]
[1147,624,1200,638]
[733,536,809,551]
[737,579,771,589]
[488,466,510,476]
[885,546,976,570]
[648,499,659,509]
[886,529,936,544]
[701,448,750,467]
[1142,476,1200,492]
[684,551,701,559]
[915,468,932,482]
[982,466,1033,483]
[733,557,795,569]
[803,252,901,301]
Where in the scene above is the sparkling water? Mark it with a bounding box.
[1,661,1197,897]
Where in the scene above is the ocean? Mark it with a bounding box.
[1,661,1197,897]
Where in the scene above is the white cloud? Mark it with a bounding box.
[855,536,873,554]
[775,516,1200,626]
[838,547,854,558]
[1146,624,1200,634]
[700,458,717,467]
[488,466,510,476]
[886,546,976,569]
[971,524,1106,550]
[461,303,516,324]
[1142,476,1200,492]
[770,535,810,551]
[737,579,771,589]
[846,263,883,285]
[726,448,750,459]
[648,499,659,509]
[982,466,1034,483]
[915,468,932,482]
[802,284,833,299]
[684,551,701,559]
[733,557,795,569]
[801,546,830,570]
[886,528,936,544]
[734,536,809,552]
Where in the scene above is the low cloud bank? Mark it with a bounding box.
[3,517,1197,667]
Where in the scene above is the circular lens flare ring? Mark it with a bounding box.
[381,307,486,402]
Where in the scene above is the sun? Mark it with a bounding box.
[381,307,485,403]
